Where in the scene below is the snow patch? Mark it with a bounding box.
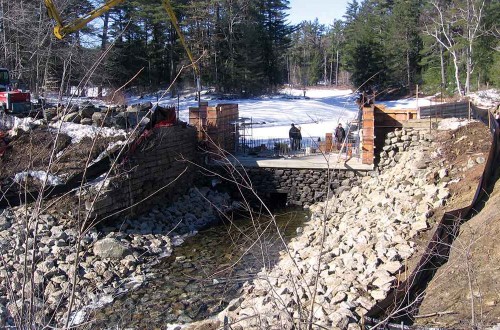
[91,140,127,164]
[49,121,128,143]
[468,89,500,109]
[438,118,477,131]
[14,171,64,186]
[86,173,111,193]
[378,96,437,109]
[1,115,43,133]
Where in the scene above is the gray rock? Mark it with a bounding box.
[63,112,81,123]
[370,289,386,300]
[411,219,428,232]
[331,291,347,304]
[93,238,131,259]
[467,158,476,168]
[380,261,402,274]
[92,112,105,125]
[80,118,93,125]
[112,113,128,129]
[0,216,10,230]
[415,160,427,169]
[43,107,58,121]
[79,104,96,118]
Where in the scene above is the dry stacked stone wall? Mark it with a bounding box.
[246,168,371,206]
[90,125,200,220]
[378,128,433,171]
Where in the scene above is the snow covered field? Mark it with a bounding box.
[46,87,445,141]
[127,88,437,140]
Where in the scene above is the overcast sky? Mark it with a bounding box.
[287,0,350,25]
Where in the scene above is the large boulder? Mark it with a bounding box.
[43,107,58,121]
[63,112,81,123]
[79,102,96,118]
[127,102,152,112]
[80,118,93,125]
[93,238,131,259]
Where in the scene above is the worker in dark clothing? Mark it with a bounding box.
[297,126,302,150]
[289,123,300,151]
[335,123,346,151]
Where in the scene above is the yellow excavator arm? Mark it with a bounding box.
[45,0,126,40]
[44,0,199,77]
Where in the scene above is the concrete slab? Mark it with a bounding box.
[231,153,374,170]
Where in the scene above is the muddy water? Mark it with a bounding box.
[88,209,308,328]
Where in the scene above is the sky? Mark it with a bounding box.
[287,0,350,25]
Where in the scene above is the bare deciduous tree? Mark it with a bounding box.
[424,0,487,96]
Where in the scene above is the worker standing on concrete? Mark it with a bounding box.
[289,123,300,151]
[297,126,302,150]
[335,123,346,151]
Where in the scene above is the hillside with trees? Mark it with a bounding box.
[0,0,498,98]
[290,0,500,96]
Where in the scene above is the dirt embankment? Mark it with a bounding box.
[414,168,500,328]
[403,122,491,266]
[403,121,499,328]
[0,128,124,193]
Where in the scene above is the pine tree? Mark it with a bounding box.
[385,0,423,92]
[343,0,389,89]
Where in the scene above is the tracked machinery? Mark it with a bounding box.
[44,0,202,104]
[0,68,32,116]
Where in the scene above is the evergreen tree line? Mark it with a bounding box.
[291,0,500,96]
[0,0,293,98]
[0,0,498,99]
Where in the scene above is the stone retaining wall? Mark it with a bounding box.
[209,128,453,330]
[90,125,200,220]
[246,167,371,206]
[378,127,433,171]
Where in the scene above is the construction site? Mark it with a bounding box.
[1,0,500,329]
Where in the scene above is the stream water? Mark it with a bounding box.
[87,209,309,328]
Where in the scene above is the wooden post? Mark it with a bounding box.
[361,106,375,165]
[468,99,471,120]
[488,108,491,129]
[416,84,419,110]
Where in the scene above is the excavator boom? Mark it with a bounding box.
[44,0,198,73]
[45,0,126,40]
[44,0,201,98]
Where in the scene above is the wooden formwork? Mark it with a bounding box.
[362,106,375,165]
[318,133,334,153]
[374,104,418,126]
[362,104,421,165]
[189,103,239,152]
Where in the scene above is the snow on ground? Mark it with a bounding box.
[377,96,436,109]
[49,122,129,143]
[131,88,360,140]
[137,88,441,140]
[14,171,64,186]
[468,89,500,109]
[1,115,44,133]
[438,118,478,131]
[45,87,500,141]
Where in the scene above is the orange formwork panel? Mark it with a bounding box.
[189,103,239,152]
